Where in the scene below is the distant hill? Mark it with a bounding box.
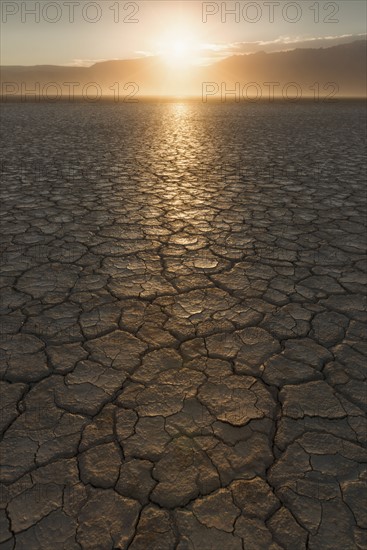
[1,40,366,99]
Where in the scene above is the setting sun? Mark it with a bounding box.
[172,40,189,59]
[159,32,199,67]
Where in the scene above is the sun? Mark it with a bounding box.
[163,39,194,67]
[171,40,189,60]
[159,32,199,67]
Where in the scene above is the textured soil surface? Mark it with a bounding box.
[0,101,366,549]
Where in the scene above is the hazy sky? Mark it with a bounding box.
[1,0,366,65]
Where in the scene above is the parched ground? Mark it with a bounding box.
[0,101,366,549]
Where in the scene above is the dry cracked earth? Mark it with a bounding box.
[0,101,366,549]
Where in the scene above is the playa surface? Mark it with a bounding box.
[1,101,366,549]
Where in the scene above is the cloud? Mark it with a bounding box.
[66,58,116,67]
[202,33,367,60]
[135,51,155,58]
[70,33,366,67]
[138,33,366,66]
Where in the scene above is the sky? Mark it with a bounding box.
[1,0,366,66]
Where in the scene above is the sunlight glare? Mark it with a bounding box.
[160,31,199,68]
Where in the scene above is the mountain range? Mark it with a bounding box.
[1,40,365,99]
